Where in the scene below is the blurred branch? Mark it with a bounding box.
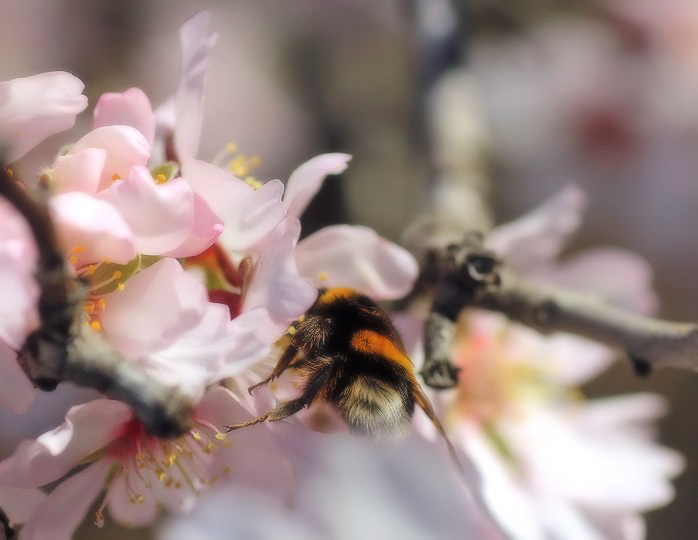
[421,234,698,388]
[0,506,15,540]
[0,164,192,438]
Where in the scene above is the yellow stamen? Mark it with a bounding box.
[155,173,167,184]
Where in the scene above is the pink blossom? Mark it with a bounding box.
[421,187,683,539]
[0,387,285,539]
[46,123,220,260]
[0,72,87,162]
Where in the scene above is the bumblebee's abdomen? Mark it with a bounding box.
[338,375,414,436]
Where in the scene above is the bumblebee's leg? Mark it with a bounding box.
[223,395,309,432]
[247,341,301,395]
[228,366,331,432]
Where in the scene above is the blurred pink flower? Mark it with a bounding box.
[159,429,504,540]
[0,71,87,162]
[420,187,683,539]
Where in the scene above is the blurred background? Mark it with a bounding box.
[1,0,698,538]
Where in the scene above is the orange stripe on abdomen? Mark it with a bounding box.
[350,329,414,372]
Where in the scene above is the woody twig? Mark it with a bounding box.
[421,234,698,389]
[0,163,192,438]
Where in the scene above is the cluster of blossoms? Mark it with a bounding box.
[0,11,683,540]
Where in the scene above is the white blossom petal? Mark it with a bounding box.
[68,125,150,191]
[282,153,352,219]
[52,148,106,195]
[50,192,136,265]
[174,11,218,161]
[0,400,129,488]
[19,459,111,540]
[0,486,46,525]
[296,225,418,300]
[99,166,195,255]
[0,72,87,162]
[100,258,207,359]
[243,218,317,343]
[488,185,586,272]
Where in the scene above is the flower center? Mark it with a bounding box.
[67,246,129,332]
[93,418,230,528]
[212,141,261,185]
[452,313,563,426]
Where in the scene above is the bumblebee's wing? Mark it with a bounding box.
[412,382,462,469]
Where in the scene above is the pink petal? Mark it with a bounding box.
[93,87,156,145]
[50,192,136,265]
[0,198,37,265]
[207,308,271,382]
[454,422,544,540]
[19,458,111,540]
[197,387,290,494]
[164,192,223,258]
[142,303,243,398]
[0,72,87,162]
[174,11,218,161]
[52,148,106,195]
[488,185,586,273]
[0,486,46,524]
[0,340,35,413]
[296,225,419,300]
[507,404,684,512]
[283,153,352,220]
[180,158,237,218]
[107,469,158,527]
[0,253,38,350]
[223,179,286,253]
[68,125,150,191]
[100,258,207,359]
[537,247,658,316]
[0,400,129,487]
[243,218,317,343]
[99,166,195,255]
[181,160,286,253]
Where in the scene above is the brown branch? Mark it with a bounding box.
[420,234,698,389]
[0,164,192,437]
[476,268,698,374]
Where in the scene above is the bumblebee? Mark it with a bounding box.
[225,287,456,456]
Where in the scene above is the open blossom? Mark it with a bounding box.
[0,386,287,539]
[412,187,684,540]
